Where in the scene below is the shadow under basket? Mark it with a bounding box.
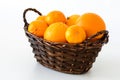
[23,8,109,74]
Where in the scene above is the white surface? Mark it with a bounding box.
[0,0,120,80]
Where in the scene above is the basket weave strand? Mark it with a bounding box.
[23,8,109,74]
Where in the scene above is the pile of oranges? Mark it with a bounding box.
[28,10,106,43]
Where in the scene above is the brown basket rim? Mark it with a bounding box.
[24,26,108,45]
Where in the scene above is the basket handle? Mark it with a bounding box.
[23,8,42,26]
[86,30,109,44]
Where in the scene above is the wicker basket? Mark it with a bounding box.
[23,8,109,74]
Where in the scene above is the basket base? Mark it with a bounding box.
[34,54,93,74]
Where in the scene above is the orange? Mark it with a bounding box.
[66,14,80,26]
[76,13,106,38]
[44,22,68,42]
[36,15,46,21]
[28,20,48,37]
[65,25,86,43]
[45,10,67,25]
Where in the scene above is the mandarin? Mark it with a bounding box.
[66,14,80,26]
[65,25,86,43]
[36,15,46,21]
[28,20,48,37]
[76,13,106,38]
[44,22,68,42]
[45,10,67,25]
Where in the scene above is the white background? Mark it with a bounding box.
[0,0,120,80]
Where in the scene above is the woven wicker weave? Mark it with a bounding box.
[23,8,109,74]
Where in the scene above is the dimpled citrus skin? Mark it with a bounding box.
[65,25,86,43]
[36,15,46,21]
[76,13,106,38]
[66,14,80,26]
[28,20,48,37]
[44,22,68,42]
[45,10,67,25]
